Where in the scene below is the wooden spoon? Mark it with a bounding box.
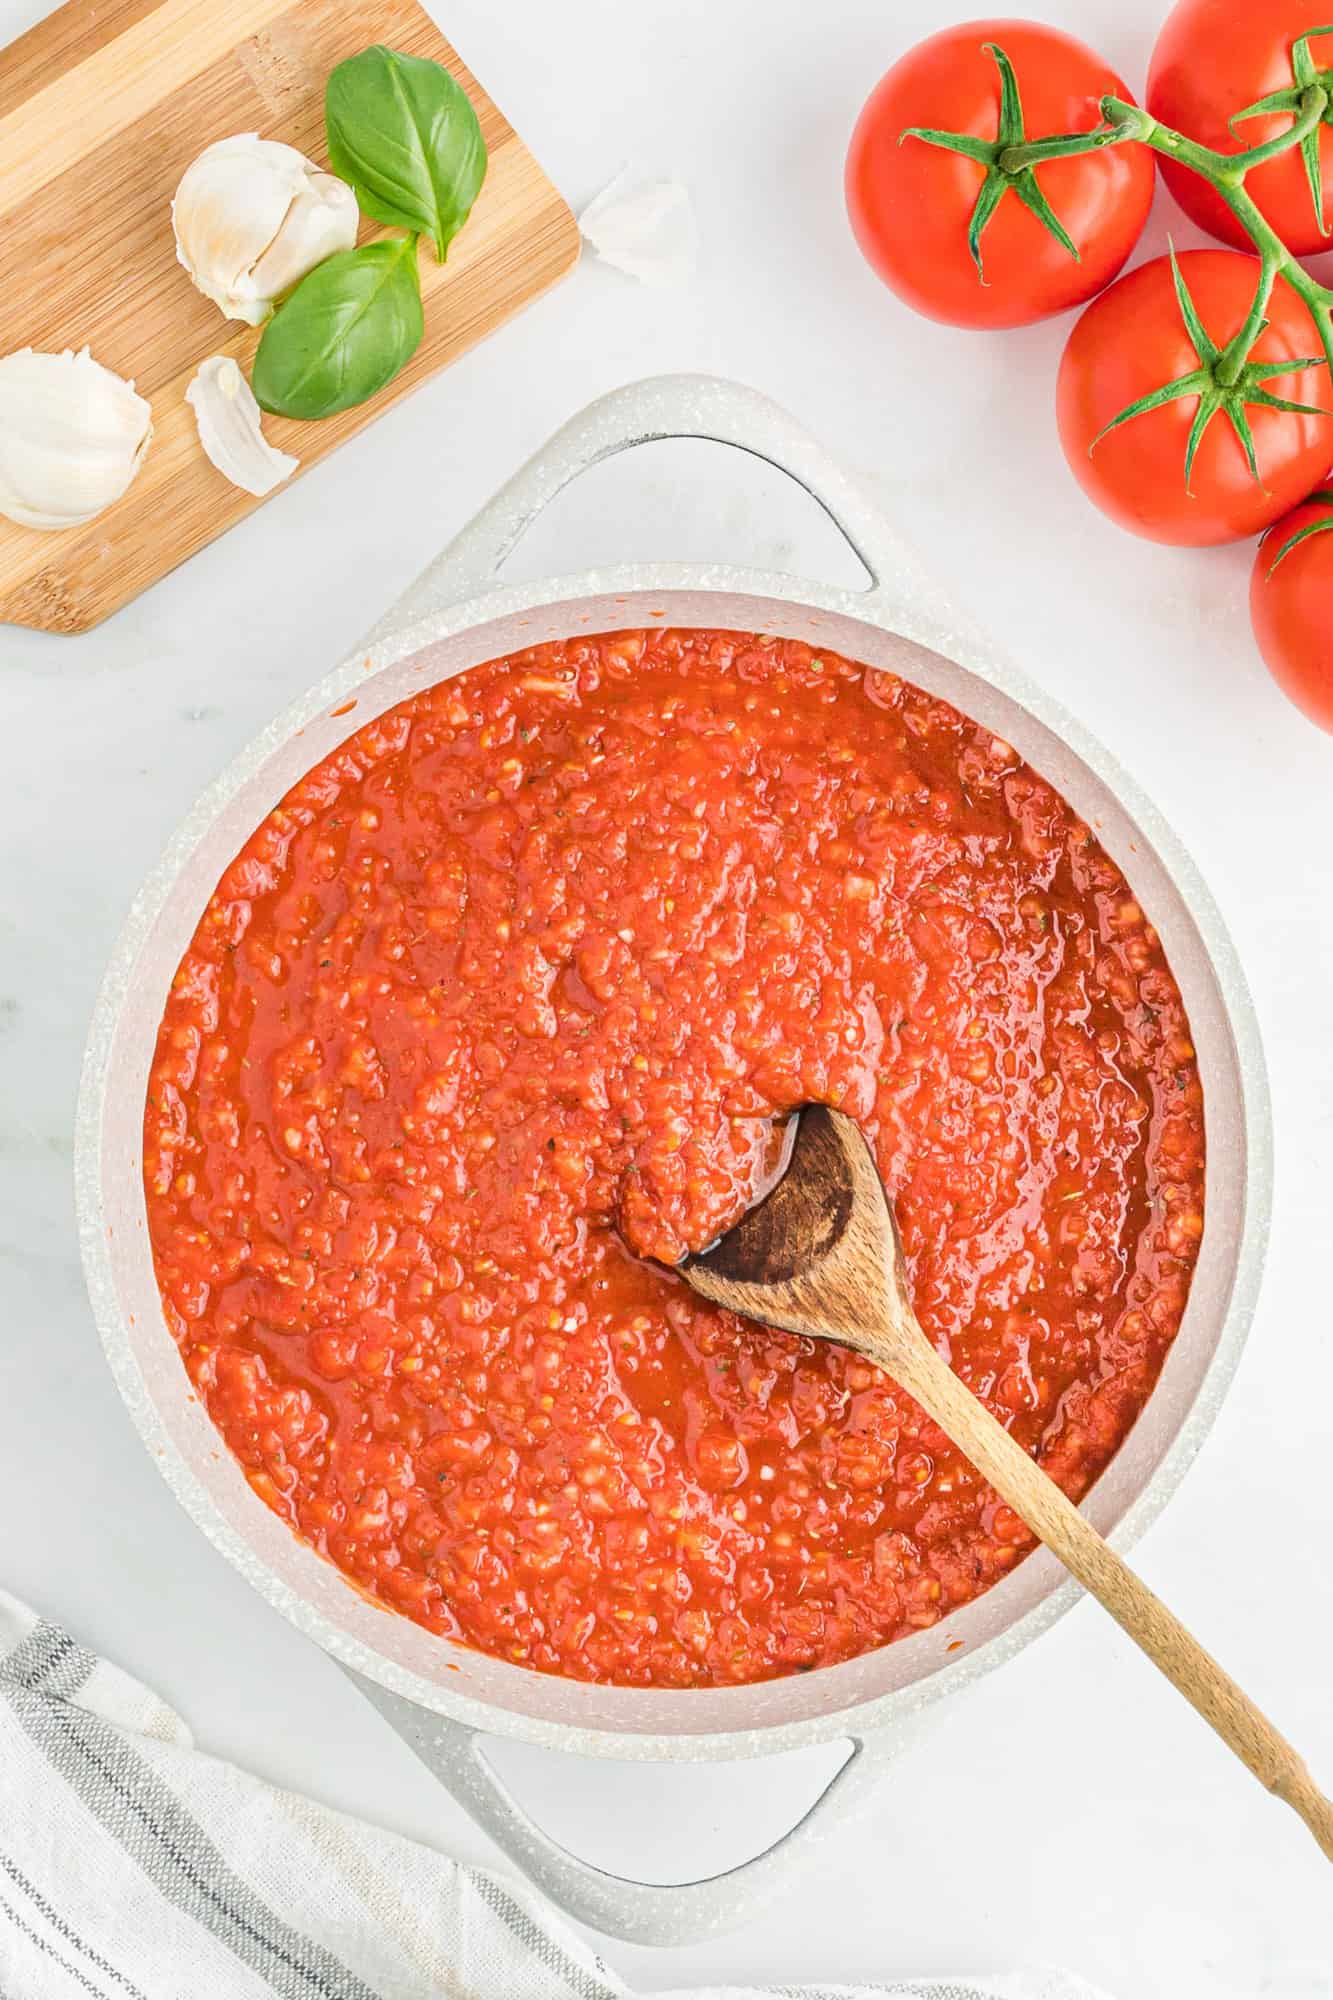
[681,1103,1333,1860]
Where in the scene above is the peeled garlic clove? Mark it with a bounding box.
[172,134,359,324]
[186,354,298,496]
[0,346,152,531]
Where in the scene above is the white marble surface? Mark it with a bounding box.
[2,0,1331,1992]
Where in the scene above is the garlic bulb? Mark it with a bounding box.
[186,355,298,496]
[172,135,359,324]
[0,346,152,531]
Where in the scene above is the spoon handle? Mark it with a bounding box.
[886,1325,1333,1862]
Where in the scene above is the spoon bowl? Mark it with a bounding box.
[685,1102,908,1352]
[681,1103,1333,1862]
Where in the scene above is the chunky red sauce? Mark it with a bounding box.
[144,630,1205,1687]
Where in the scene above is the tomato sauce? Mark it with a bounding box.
[143,630,1205,1687]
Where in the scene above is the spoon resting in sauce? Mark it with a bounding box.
[680,1104,1333,1861]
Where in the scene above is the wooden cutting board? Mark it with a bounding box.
[0,0,580,632]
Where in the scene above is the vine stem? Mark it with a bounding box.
[999,86,1329,182]
[1217,248,1280,386]
[1070,95,1333,382]
[921,44,1333,392]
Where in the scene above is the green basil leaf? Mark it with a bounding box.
[325,45,487,262]
[252,235,424,421]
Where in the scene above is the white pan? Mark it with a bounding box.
[76,375,1271,1945]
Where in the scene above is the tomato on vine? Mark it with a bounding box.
[1148,0,1333,255]
[845,8,1333,722]
[845,20,1154,329]
[1056,248,1333,545]
[1250,493,1333,728]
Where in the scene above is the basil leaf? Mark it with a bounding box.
[325,45,487,262]
[252,235,424,421]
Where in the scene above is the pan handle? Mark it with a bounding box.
[345,1668,912,1947]
[370,372,964,655]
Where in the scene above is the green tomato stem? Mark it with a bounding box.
[1218,84,1328,174]
[1095,92,1333,380]
[922,49,1333,403]
[1216,250,1280,386]
[996,126,1130,171]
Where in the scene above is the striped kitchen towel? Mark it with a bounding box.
[0,1588,1111,2000]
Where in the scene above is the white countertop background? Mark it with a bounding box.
[2,0,1330,1992]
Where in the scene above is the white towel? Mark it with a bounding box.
[0,1587,1113,2000]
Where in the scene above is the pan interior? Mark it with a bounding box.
[79,585,1259,1755]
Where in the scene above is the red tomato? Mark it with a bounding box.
[1148,0,1333,255]
[1250,492,1333,728]
[1056,249,1333,546]
[845,19,1155,329]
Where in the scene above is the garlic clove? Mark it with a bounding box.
[247,172,360,305]
[186,355,298,497]
[0,346,152,531]
[172,135,359,324]
[579,171,698,288]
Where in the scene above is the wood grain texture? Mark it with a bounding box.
[686,1104,1333,1864]
[0,0,579,631]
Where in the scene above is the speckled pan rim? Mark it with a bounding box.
[76,383,1272,1765]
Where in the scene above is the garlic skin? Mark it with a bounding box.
[172,135,359,324]
[0,346,152,531]
[186,355,298,496]
[579,171,698,288]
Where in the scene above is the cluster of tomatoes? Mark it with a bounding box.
[845,0,1333,731]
